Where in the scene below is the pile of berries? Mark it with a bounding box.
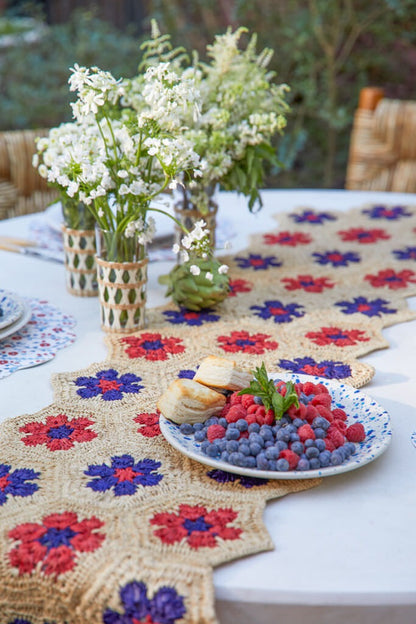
[179,380,366,472]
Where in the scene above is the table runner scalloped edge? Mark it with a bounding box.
[1,200,416,624]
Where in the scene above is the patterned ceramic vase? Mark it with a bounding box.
[61,225,98,297]
[95,227,148,333]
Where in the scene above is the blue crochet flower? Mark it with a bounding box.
[103,580,186,624]
[75,369,143,401]
[162,308,220,325]
[234,253,282,270]
[290,209,336,224]
[392,246,416,261]
[0,463,39,506]
[85,454,163,496]
[250,299,305,323]
[207,469,268,488]
[362,204,412,220]
[312,250,361,267]
[278,356,352,379]
[335,296,396,317]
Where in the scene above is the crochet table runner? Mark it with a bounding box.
[1,201,416,624]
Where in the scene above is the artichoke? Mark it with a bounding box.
[159,255,230,311]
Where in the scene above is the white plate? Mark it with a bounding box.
[0,300,32,342]
[159,372,392,480]
[44,197,175,240]
[0,291,25,329]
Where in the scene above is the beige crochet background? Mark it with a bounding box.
[1,201,416,624]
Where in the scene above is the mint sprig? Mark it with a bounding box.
[238,363,299,420]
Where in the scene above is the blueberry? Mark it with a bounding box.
[290,432,300,442]
[236,418,248,432]
[268,459,277,471]
[249,442,262,456]
[206,443,220,458]
[249,432,264,447]
[217,439,226,452]
[305,446,319,459]
[276,429,291,443]
[218,417,228,428]
[221,451,229,462]
[312,416,330,431]
[264,440,274,448]
[319,450,331,467]
[244,456,257,468]
[179,423,194,435]
[265,447,280,460]
[260,425,274,441]
[293,418,304,428]
[285,424,297,434]
[314,427,326,439]
[194,430,207,442]
[331,450,344,465]
[272,423,282,434]
[226,440,239,453]
[336,446,347,460]
[290,441,304,455]
[315,439,326,452]
[275,440,288,452]
[228,452,241,465]
[205,416,219,426]
[309,457,321,469]
[256,455,270,470]
[297,458,310,471]
[304,439,316,448]
[276,458,290,471]
[201,440,210,452]
[280,416,291,425]
[248,423,260,433]
[239,443,251,456]
[254,396,263,405]
[225,428,240,441]
[344,442,356,455]
[193,422,204,431]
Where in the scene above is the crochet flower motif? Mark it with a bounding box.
[178,368,197,379]
[134,412,161,437]
[337,227,390,244]
[281,274,334,293]
[263,231,312,246]
[150,504,242,549]
[121,333,185,360]
[362,204,412,220]
[217,330,278,354]
[102,580,186,624]
[8,511,105,577]
[85,454,163,496]
[234,253,282,270]
[335,296,397,317]
[278,356,352,379]
[228,278,253,296]
[290,209,336,224]
[364,268,416,290]
[207,469,268,488]
[305,326,370,347]
[162,308,220,326]
[250,299,305,323]
[0,463,40,505]
[392,246,416,261]
[75,369,143,401]
[312,250,361,267]
[20,413,97,451]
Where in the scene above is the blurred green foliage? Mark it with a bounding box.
[1,1,416,188]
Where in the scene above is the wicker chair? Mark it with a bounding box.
[0,129,58,220]
[346,87,416,193]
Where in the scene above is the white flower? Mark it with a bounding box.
[190,264,200,275]
[205,272,213,281]
[172,243,180,254]
[218,264,229,274]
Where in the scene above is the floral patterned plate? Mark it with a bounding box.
[159,372,392,480]
[0,299,32,341]
[0,291,25,330]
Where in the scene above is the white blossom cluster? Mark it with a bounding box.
[173,219,229,280]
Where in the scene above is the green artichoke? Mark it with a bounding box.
[159,256,230,311]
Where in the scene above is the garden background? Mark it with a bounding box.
[1,0,415,190]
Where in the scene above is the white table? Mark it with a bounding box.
[1,189,416,624]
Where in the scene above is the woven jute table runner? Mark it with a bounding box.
[1,201,416,624]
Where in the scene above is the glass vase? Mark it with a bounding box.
[95,227,148,333]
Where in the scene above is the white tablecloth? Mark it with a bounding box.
[1,189,415,624]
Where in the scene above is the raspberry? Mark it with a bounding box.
[288,403,307,420]
[279,449,300,470]
[311,393,332,409]
[219,403,231,418]
[346,423,366,442]
[315,404,334,421]
[275,381,287,395]
[264,409,275,426]
[226,405,247,423]
[241,394,255,409]
[326,425,345,448]
[207,424,226,443]
[332,408,347,421]
[315,383,329,395]
[255,406,266,425]
[245,413,257,425]
[332,420,347,434]
[247,404,258,415]
[302,381,317,396]
[229,392,243,405]
[238,430,249,439]
[324,438,335,452]
[297,423,315,443]
[305,403,319,424]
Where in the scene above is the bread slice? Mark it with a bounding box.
[157,378,226,424]
[193,355,253,392]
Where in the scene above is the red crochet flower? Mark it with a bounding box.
[217,330,278,354]
[121,333,185,361]
[281,274,335,293]
[8,511,105,577]
[263,231,313,246]
[306,326,370,347]
[134,412,161,437]
[150,504,242,549]
[337,227,390,244]
[228,278,253,297]
[365,268,416,290]
[19,414,97,452]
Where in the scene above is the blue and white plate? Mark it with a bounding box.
[0,291,25,330]
[159,372,392,480]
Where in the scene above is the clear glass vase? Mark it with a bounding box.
[61,195,96,230]
[95,227,148,333]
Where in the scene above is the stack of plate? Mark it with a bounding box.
[0,290,32,342]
